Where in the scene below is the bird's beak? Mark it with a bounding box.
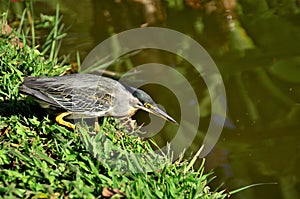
[138,104,178,124]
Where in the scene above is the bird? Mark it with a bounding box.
[19,74,177,130]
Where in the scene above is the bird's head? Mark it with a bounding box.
[131,88,177,124]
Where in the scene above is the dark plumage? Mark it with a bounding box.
[19,74,177,123]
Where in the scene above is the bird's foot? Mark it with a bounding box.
[117,117,141,134]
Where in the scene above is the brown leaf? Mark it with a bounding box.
[1,23,24,48]
[0,126,9,136]
[102,187,126,198]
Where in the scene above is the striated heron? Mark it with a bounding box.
[19,74,177,130]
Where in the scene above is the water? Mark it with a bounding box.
[10,0,300,198]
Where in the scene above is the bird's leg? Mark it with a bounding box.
[55,112,75,130]
[94,117,100,133]
[118,117,138,133]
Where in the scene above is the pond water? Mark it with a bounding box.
[8,0,300,198]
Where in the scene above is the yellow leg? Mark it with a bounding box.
[55,112,75,130]
[94,117,100,133]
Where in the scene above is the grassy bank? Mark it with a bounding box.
[0,8,231,198]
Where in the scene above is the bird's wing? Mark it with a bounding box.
[20,74,119,116]
[47,87,115,115]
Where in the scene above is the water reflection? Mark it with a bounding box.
[6,0,300,198]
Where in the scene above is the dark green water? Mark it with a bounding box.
[6,0,300,198]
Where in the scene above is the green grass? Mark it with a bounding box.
[0,9,231,199]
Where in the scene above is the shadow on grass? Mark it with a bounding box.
[0,98,48,121]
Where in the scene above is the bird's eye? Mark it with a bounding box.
[144,103,152,109]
